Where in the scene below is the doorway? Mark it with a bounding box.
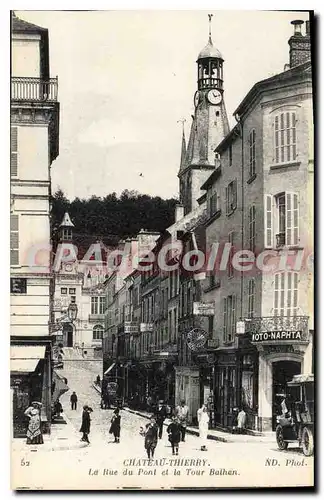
[63,324,73,347]
[272,360,301,430]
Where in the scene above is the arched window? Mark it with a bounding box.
[93,324,104,340]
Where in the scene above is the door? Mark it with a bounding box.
[272,360,301,430]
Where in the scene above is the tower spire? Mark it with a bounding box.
[208,13,213,44]
[177,119,187,173]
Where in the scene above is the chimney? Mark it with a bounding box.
[288,19,311,68]
[175,204,184,222]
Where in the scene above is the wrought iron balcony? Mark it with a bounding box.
[276,232,286,248]
[11,77,58,102]
[248,316,309,343]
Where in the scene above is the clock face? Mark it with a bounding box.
[208,89,222,105]
[194,91,200,108]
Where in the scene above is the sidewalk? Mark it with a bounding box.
[11,412,88,453]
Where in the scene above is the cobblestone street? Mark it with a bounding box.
[11,361,314,490]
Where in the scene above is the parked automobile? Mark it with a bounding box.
[275,373,314,456]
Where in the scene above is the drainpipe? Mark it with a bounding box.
[234,113,244,320]
[234,112,244,410]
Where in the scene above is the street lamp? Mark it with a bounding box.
[236,320,245,335]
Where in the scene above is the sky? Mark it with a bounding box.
[16,10,310,201]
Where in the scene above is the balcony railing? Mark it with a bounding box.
[276,232,286,248]
[11,77,58,102]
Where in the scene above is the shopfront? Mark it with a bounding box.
[250,316,311,432]
[10,340,52,437]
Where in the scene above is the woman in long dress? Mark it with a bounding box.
[24,401,43,445]
[197,404,209,451]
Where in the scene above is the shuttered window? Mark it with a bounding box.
[249,205,256,251]
[228,231,234,278]
[285,192,299,246]
[274,272,298,316]
[226,180,237,215]
[264,194,273,248]
[10,214,19,265]
[247,279,255,318]
[249,129,256,177]
[11,127,18,177]
[274,111,297,164]
[223,295,236,343]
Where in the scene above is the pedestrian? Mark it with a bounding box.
[54,399,63,417]
[156,400,167,439]
[237,408,247,433]
[96,374,101,386]
[80,405,91,443]
[167,416,181,456]
[24,402,43,445]
[143,415,159,459]
[109,408,121,443]
[197,403,209,451]
[70,391,78,410]
[175,399,189,442]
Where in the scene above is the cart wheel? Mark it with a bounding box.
[276,425,288,450]
[301,427,314,456]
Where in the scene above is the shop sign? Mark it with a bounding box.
[193,302,214,316]
[252,330,303,343]
[124,322,139,334]
[140,323,154,332]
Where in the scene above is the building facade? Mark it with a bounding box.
[10,13,60,436]
[202,19,313,431]
[101,18,313,433]
[52,212,107,355]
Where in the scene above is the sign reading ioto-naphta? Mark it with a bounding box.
[252,331,303,342]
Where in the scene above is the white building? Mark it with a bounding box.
[10,12,60,436]
[53,213,106,355]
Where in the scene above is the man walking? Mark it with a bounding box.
[70,391,78,410]
[156,400,167,439]
[176,399,189,442]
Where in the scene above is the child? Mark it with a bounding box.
[167,415,181,455]
[143,415,158,459]
[109,408,121,443]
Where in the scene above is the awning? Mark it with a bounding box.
[104,362,116,375]
[10,345,46,374]
[11,359,40,373]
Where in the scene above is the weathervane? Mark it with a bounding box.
[208,13,213,43]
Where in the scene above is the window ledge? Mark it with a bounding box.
[270,161,301,171]
[226,208,236,217]
[204,210,221,227]
[247,173,257,184]
[204,282,221,293]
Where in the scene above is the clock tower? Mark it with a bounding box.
[178,15,229,215]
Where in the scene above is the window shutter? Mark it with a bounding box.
[285,192,299,246]
[264,194,273,248]
[225,186,228,215]
[10,214,19,265]
[230,295,236,342]
[223,297,227,341]
[11,127,18,177]
[233,180,237,209]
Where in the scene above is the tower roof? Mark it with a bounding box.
[178,128,187,175]
[60,212,74,228]
[197,38,223,61]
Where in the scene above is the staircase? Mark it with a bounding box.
[61,347,84,360]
